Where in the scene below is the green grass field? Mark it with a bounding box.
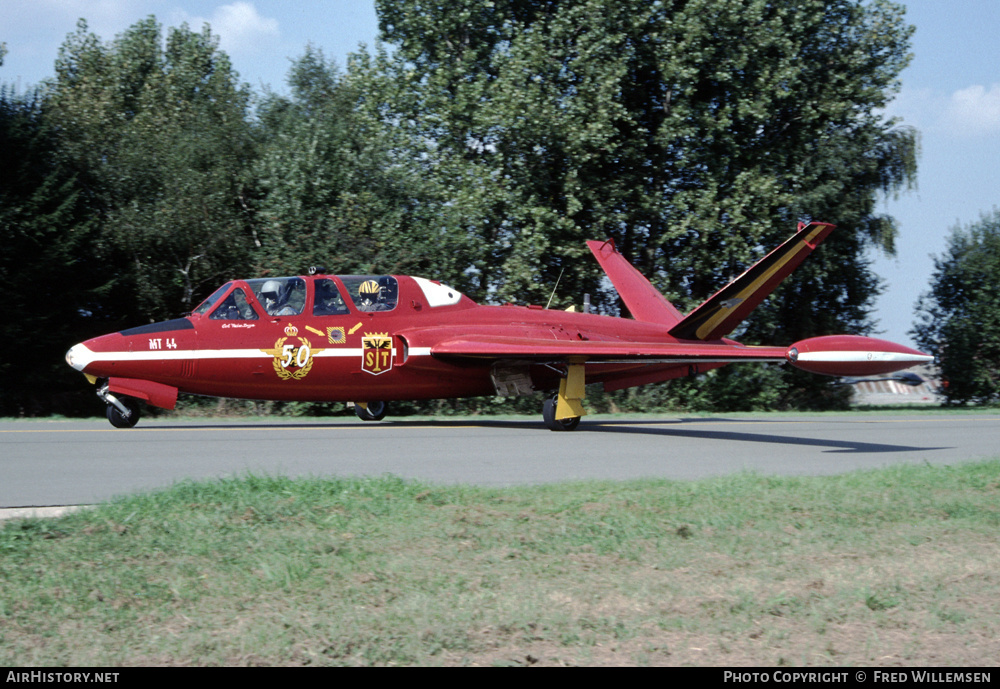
[2,461,999,666]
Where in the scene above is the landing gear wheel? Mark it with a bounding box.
[542,396,580,432]
[354,400,388,421]
[106,397,141,429]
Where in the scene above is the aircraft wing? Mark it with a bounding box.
[668,221,836,341]
[431,336,787,364]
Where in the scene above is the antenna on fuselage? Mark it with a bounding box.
[545,267,566,310]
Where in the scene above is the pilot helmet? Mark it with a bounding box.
[359,280,381,298]
[260,279,282,303]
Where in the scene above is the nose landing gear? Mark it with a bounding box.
[97,383,142,428]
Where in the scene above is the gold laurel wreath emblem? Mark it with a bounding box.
[270,336,315,380]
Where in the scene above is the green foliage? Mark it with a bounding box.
[0,86,103,414]
[373,0,917,408]
[254,47,467,281]
[3,461,999,665]
[913,209,1000,405]
[375,0,916,307]
[47,18,256,321]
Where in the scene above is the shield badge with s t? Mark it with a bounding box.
[361,333,394,375]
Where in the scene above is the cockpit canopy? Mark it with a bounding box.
[192,274,461,321]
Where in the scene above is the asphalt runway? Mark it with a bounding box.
[2,413,999,508]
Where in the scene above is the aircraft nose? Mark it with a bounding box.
[65,342,95,372]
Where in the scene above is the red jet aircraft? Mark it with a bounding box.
[66,222,932,430]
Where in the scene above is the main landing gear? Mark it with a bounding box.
[543,395,580,432]
[541,362,587,431]
[354,400,388,421]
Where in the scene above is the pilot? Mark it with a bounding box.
[315,279,348,316]
[260,279,297,316]
[356,279,386,312]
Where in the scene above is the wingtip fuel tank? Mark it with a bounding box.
[786,335,933,377]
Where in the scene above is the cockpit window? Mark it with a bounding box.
[411,276,464,307]
[247,277,306,316]
[341,276,399,312]
[210,287,259,320]
[313,278,350,316]
[194,282,232,316]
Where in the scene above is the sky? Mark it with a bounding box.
[2,1,998,348]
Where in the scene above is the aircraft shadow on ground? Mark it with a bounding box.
[576,419,950,454]
[148,417,951,454]
[147,418,546,433]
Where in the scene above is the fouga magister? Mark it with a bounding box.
[66,222,932,430]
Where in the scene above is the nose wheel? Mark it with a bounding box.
[105,397,141,428]
[96,382,142,428]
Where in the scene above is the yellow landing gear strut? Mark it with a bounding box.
[543,361,586,431]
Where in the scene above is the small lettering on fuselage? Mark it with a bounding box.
[148,338,178,350]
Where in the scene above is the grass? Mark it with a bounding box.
[2,462,999,666]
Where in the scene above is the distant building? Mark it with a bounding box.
[848,364,941,406]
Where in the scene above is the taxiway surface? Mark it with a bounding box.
[2,414,998,507]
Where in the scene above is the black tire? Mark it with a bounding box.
[106,397,141,429]
[354,400,388,421]
[542,396,580,431]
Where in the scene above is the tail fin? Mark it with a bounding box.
[586,239,684,326]
[668,221,836,341]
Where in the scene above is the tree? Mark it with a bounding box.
[374,0,918,408]
[254,47,462,280]
[0,85,104,414]
[376,0,916,302]
[913,209,1000,405]
[47,18,257,322]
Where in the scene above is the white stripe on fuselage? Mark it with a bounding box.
[66,343,432,371]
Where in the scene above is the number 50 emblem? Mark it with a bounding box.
[262,336,325,380]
